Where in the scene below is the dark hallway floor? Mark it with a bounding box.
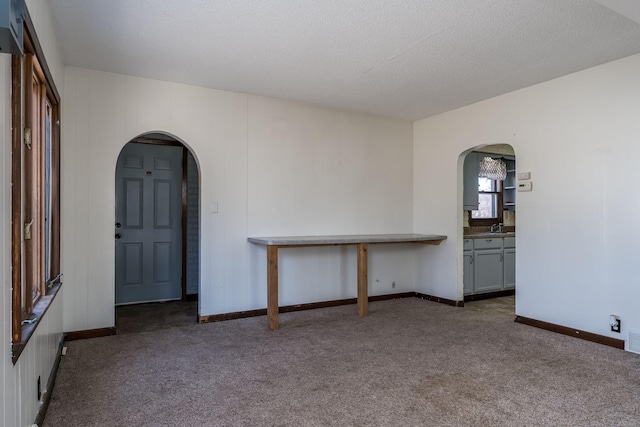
[115,300,198,334]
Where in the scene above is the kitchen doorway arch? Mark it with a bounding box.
[460,144,516,309]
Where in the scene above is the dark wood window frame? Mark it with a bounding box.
[11,11,62,364]
[469,177,504,227]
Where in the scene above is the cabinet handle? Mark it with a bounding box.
[470,255,473,265]
[500,253,503,262]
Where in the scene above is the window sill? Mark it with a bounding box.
[12,283,62,365]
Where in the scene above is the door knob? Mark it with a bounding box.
[115,233,122,239]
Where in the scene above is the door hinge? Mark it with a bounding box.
[24,127,32,149]
[24,219,34,240]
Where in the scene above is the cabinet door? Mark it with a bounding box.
[503,248,516,289]
[463,251,474,295]
[463,152,478,210]
[473,249,503,293]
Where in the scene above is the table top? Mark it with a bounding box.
[247,233,447,246]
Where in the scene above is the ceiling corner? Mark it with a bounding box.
[593,0,640,25]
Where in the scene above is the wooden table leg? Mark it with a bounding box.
[267,245,279,330]
[357,242,368,316]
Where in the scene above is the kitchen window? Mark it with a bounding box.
[470,177,504,226]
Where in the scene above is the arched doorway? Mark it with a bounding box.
[114,132,200,331]
[460,144,516,314]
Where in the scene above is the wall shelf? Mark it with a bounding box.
[503,157,516,212]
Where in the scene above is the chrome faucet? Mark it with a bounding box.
[490,223,504,233]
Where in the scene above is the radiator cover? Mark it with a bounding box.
[628,330,640,354]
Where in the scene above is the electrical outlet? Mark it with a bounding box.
[392,281,396,289]
[611,318,621,333]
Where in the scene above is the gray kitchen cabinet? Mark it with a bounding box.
[504,237,515,249]
[463,152,478,210]
[473,249,504,293]
[463,239,474,295]
[463,236,515,296]
[503,248,516,289]
[470,237,504,294]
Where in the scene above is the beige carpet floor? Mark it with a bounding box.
[44,297,640,426]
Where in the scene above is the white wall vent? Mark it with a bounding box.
[628,330,640,354]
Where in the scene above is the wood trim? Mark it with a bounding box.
[267,245,279,330]
[132,137,183,147]
[64,327,117,342]
[50,103,61,278]
[280,292,414,313]
[36,77,45,298]
[514,315,625,350]
[11,55,22,344]
[415,292,465,307]
[281,298,353,312]
[357,243,368,316]
[23,53,35,314]
[33,342,63,427]
[10,10,63,363]
[368,292,415,302]
[198,292,415,324]
[464,289,514,302]
[181,146,188,301]
[199,308,267,323]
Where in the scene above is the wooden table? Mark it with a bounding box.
[247,234,447,330]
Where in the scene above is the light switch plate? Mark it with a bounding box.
[517,172,531,180]
[210,202,219,213]
[517,181,532,192]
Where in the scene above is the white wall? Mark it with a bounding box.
[414,53,640,348]
[61,68,415,331]
[1,2,65,426]
[247,96,415,307]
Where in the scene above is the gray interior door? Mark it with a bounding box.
[115,142,183,305]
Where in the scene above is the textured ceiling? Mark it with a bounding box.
[47,0,640,120]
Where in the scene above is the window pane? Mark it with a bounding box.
[478,177,495,192]
[44,101,52,282]
[471,193,497,219]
